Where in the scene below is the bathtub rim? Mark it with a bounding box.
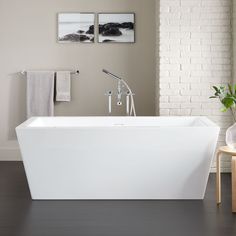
[15,116,220,130]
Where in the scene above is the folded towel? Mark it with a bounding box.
[27,71,55,118]
[56,71,71,102]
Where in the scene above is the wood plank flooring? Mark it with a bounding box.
[0,162,235,236]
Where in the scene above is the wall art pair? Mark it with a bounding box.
[58,13,135,43]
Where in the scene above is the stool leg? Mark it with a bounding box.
[216,151,221,204]
[232,156,236,213]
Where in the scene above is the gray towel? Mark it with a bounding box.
[56,71,71,102]
[27,71,55,118]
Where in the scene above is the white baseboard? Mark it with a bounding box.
[0,148,22,161]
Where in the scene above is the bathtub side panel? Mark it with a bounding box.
[16,127,219,200]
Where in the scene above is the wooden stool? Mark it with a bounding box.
[216,146,236,212]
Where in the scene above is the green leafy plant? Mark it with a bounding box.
[210,84,236,122]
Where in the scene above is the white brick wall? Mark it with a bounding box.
[157,0,233,172]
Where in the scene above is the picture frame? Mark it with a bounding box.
[98,13,135,43]
[57,13,95,43]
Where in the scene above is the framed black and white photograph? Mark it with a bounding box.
[98,13,135,43]
[58,13,95,43]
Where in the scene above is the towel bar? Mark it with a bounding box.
[20,70,80,75]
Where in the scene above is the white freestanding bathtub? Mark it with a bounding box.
[16,116,219,200]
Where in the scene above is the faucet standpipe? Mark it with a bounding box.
[105,91,113,114]
[117,80,123,106]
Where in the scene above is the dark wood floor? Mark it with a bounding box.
[0,162,236,236]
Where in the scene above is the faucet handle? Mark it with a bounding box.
[105,90,113,96]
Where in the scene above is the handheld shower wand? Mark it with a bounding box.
[103,69,136,116]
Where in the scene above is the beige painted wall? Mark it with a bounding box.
[0,0,156,160]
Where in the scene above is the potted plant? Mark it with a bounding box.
[210,84,236,150]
